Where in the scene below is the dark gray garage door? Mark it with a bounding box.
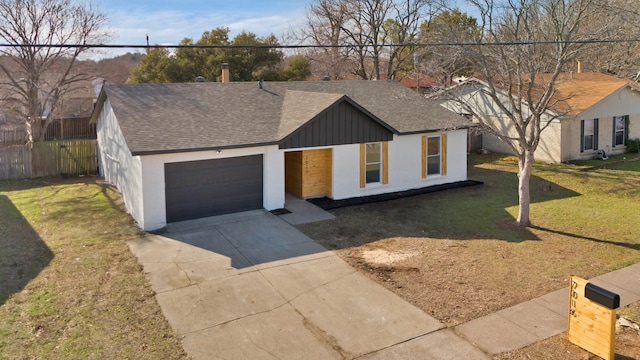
[164,155,263,223]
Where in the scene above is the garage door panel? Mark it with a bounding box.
[164,155,263,223]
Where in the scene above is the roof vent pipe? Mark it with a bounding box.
[221,63,230,83]
[259,80,263,89]
[577,60,583,74]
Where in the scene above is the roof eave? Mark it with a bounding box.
[397,123,472,136]
[130,141,279,157]
[89,87,108,125]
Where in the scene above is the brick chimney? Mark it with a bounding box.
[221,63,230,83]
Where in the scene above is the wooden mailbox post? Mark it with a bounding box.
[568,276,620,360]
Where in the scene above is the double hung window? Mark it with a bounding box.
[613,116,626,147]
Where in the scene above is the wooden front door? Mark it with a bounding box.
[285,149,332,198]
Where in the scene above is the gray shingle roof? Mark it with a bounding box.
[93,80,470,155]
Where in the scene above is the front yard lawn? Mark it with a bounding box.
[0,178,187,359]
[297,153,640,359]
[2,153,638,359]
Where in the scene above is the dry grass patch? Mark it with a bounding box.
[297,154,640,354]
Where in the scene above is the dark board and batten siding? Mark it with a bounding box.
[164,155,263,223]
[280,101,394,149]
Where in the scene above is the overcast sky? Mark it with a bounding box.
[99,0,310,57]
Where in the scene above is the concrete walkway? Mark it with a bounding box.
[278,193,335,225]
[128,207,640,359]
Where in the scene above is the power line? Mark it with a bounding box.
[1,38,640,50]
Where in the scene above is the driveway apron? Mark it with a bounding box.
[129,210,484,359]
[128,210,486,359]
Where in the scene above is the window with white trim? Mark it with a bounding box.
[365,142,381,184]
[613,116,626,147]
[427,136,441,175]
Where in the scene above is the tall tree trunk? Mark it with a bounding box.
[516,150,534,226]
[24,120,34,146]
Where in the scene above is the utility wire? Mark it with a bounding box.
[1,38,640,50]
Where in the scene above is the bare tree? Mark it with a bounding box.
[0,0,108,144]
[418,8,480,87]
[344,0,393,79]
[446,0,623,226]
[382,0,435,79]
[299,0,351,79]
[300,0,432,80]
[574,0,640,78]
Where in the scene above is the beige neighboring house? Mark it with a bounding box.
[439,72,640,163]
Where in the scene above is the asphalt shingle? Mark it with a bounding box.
[95,80,469,155]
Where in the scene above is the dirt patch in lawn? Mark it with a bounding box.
[297,154,640,358]
[360,249,417,265]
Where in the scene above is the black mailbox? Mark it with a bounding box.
[585,283,620,309]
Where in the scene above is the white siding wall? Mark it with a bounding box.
[98,108,467,231]
[332,130,468,200]
[96,100,144,228]
[138,146,284,231]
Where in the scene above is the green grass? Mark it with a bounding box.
[0,178,187,359]
[2,155,638,356]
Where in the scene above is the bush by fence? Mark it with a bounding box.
[0,140,98,180]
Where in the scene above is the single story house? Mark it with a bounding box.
[90,80,471,231]
[438,72,640,163]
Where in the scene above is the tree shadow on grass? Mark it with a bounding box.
[0,194,53,305]
[300,164,582,247]
[530,225,640,251]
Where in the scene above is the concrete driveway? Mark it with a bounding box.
[128,210,487,360]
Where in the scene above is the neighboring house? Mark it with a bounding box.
[438,72,640,163]
[378,74,443,94]
[90,80,471,231]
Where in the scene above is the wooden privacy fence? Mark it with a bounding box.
[0,118,96,146]
[0,124,26,146]
[0,140,98,180]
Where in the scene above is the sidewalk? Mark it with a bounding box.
[280,196,640,357]
[454,263,640,356]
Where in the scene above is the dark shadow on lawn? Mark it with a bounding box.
[0,195,53,305]
[300,164,581,246]
[530,225,640,251]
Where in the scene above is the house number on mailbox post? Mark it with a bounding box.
[567,276,620,360]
